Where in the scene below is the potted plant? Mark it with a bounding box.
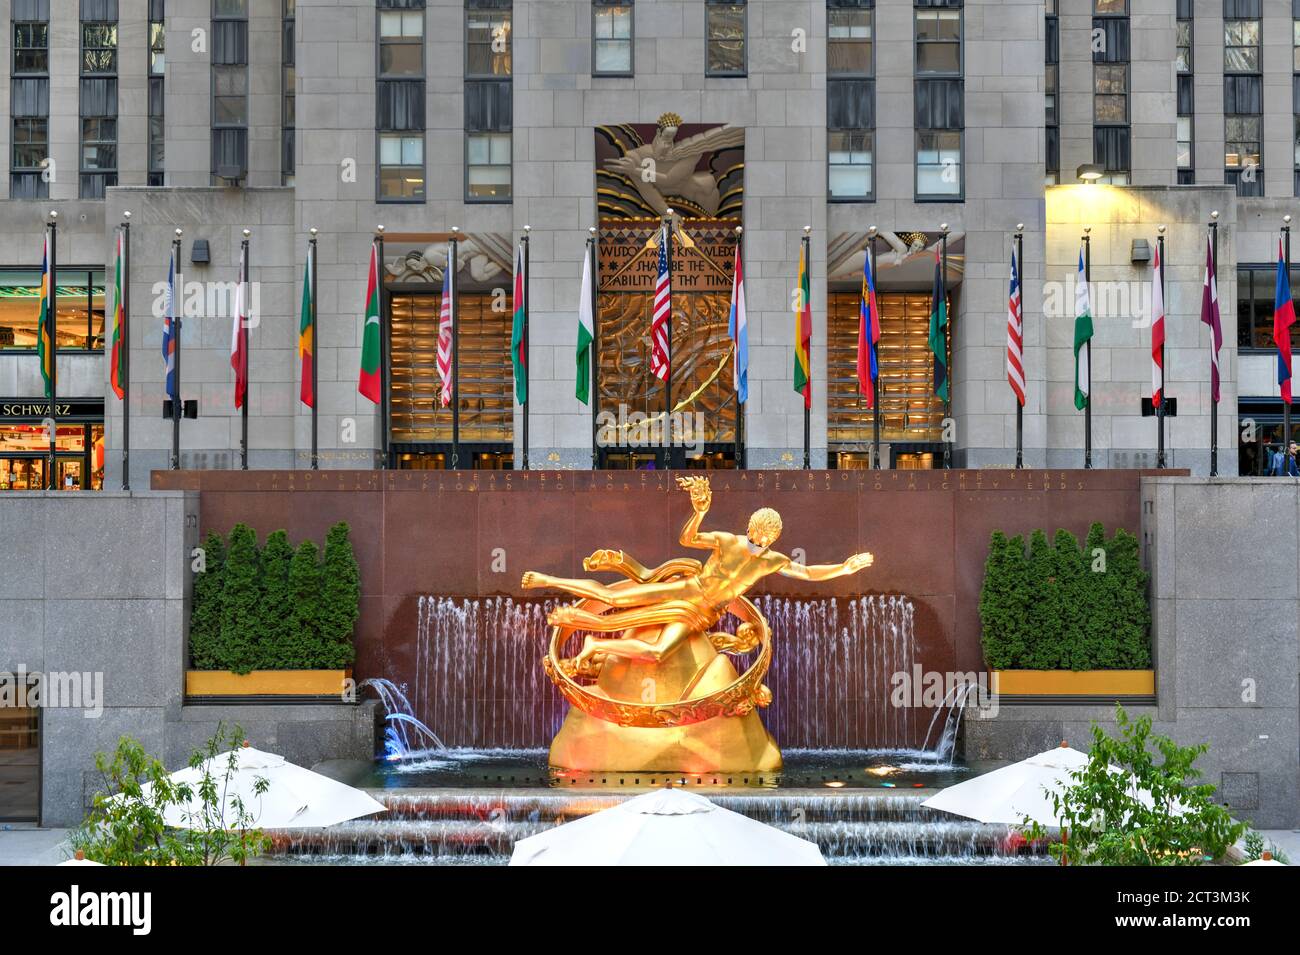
[185,522,359,699]
[980,524,1154,698]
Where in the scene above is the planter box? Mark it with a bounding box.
[990,669,1155,697]
[185,670,350,698]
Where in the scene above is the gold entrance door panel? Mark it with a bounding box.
[523,476,874,775]
[827,291,949,446]
[388,291,513,445]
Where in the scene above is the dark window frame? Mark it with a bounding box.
[0,266,106,353]
[465,2,512,203]
[913,3,963,201]
[211,0,249,181]
[592,0,634,77]
[705,0,747,78]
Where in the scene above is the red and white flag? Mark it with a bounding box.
[231,242,249,409]
[650,223,671,381]
[1201,234,1222,404]
[1151,239,1165,406]
[1007,245,1025,406]
[437,248,454,407]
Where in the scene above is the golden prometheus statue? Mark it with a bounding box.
[521,476,873,775]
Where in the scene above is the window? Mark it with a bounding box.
[283,0,295,185]
[0,268,105,352]
[149,1,165,186]
[150,19,165,75]
[213,67,247,125]
[1046,4,1058,184]
[914,3,962,200]
[466,7,510,76]
[380,9,424,76]
[706,1,746,77]
[828,3,872,74]
[915,9,960,74]
[1237,264,1300,350]
[1176,19,1192,73]
[379,133,424,201]
[1226,115,1261,169]
[466,132,511,200]
[12,119,48,176]
[828,2,874,201]
[829,131,873,199]
[81,22,117,74]
[1094,64,1127,123]
[212,0,248,181]
[1094,0,1126,11]
[593,2,633,75]
[80,5,118,199]
[13,21,49,74]
[1177,116,1193,170]
[916,130,961,197]
[1224,19,1260,73]
[466,2,511,201]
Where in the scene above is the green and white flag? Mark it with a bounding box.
[575,245,594,404]
[1073,248,1093,411]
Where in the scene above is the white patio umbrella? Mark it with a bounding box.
[510,787,826,866]
[138,746,386,830]
[921,744,1090,827]
[1242,852,1285,866]
[56,851,104,867]
[921,743,1175,828]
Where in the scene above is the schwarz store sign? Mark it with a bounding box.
[1,400,103,419]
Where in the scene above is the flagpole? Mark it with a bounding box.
[521,224,531,471]
[1284,216,1291,478]
[803,225,812,470]
[1210,211,1220,476]
[1083,227,1093,469]
[941,223,951,470]
[309,228,319,470]
[735,225,746,470]
[376,225,389,469]
[171,229,182,469]
[47,211,58,489]
[588,227,600,469]
[1156,225,1167,469]
[450,226,460,471]
[1015,224,1024,470]
[662,211,674,470]
[121,211,131,490]
[869,225,882,470]
[239,228,250,470]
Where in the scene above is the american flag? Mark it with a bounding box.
[1007,245,1025,406]
[437,248,454,407]
[650,224,671,381]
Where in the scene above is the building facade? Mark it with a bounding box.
[2,0,1300,486]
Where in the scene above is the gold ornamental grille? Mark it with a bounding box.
[389,292,513,443]
[827,290,948,444]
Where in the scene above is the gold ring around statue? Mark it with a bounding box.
[543,594,773,729]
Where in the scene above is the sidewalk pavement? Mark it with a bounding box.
[0,826,72,866]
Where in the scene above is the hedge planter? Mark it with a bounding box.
[990,669,1155,697]
[185,669,351,699]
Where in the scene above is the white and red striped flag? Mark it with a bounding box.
[1007,245,1025,406]
[231,242,249,409]
[1151,238,1165,406]
[437,248,454,407]
[650,223,671,381]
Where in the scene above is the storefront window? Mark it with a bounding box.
[0,268,105,351]
[0,420,103,490]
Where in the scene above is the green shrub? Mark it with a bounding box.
[189,531,226,670]
[286,539,323,666]
[188,523,360,672]
[1025,705,1244,866]
[257,530,295,668]
[318,522,360,669]
[218,523,262,674]
[980,524,1151,671]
